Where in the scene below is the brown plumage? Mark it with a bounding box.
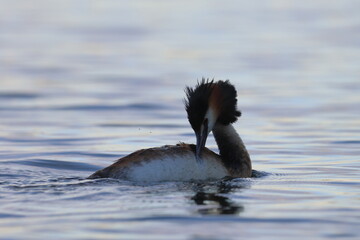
[88,79,252,181]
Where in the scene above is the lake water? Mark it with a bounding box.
[1,1,359,239]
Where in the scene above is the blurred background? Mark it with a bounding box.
[0,1,359,239]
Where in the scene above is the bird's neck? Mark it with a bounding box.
[212,123,252,177]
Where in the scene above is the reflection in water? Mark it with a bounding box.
[191,180,247,215]
[192,191,244,215]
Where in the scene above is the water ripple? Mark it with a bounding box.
[5,159,100,172]
[0,92,40,99]
[54,103,166,111]
[88,215,356,225]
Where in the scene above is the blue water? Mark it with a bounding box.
[1,1,360,239]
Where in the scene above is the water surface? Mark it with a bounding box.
[0,1,359,239]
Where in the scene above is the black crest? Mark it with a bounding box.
[184,78,241,131]
[216,80,241,125]
[184,78,214,131]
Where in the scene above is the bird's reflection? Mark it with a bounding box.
[190,179,247,215]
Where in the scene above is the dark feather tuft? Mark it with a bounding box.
[184,78,214,131]
[184,78,241,131]
[216,80,241,125]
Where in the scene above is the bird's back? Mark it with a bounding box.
[88,143,229,182]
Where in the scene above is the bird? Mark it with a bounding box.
[88,79,252,181]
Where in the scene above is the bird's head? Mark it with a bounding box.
[184,79,241,163]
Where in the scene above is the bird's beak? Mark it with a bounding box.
[195,119,209,164]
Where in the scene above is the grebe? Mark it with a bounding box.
[88,79,251,181]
